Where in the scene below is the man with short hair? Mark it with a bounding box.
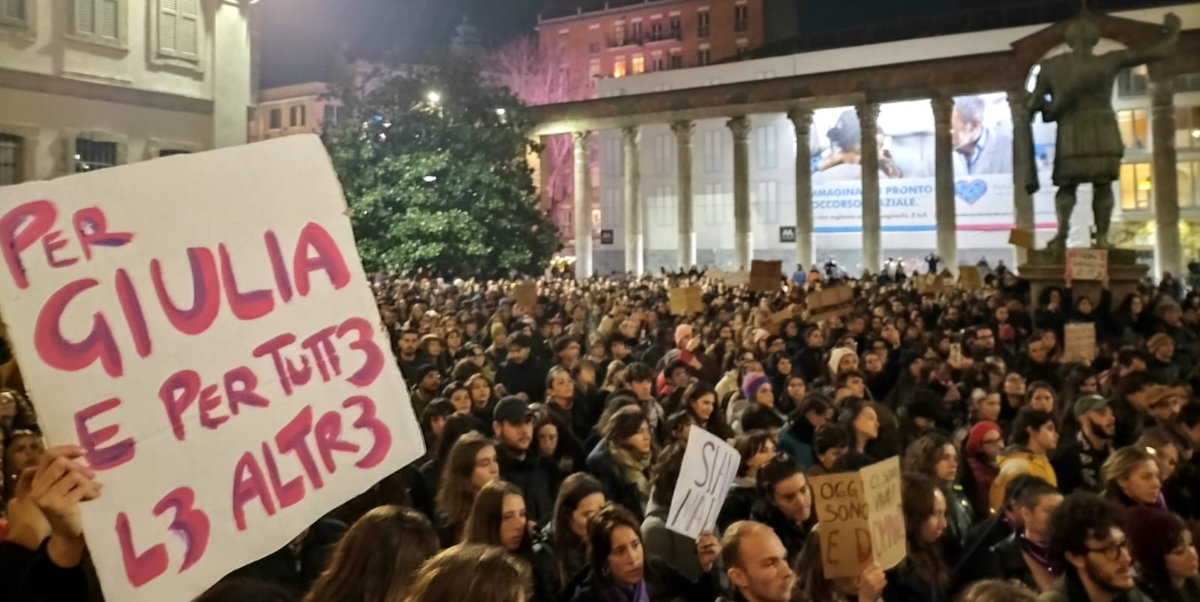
[411,364,441,415]
[985,478,1064,593]
[495,333,546,402]
[493,396,556,526]
[1053,395,1115,495]
[395,328,422,383]
[749,456,812,564]
[1111,373,1156,448]
[950,95,1013,176]
[1038,492,1153,602]
[990,409,1060,513]
[718,521,796,602]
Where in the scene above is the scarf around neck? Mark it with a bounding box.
[609,443,652,497]
[1018,528,1057,575]
[612,580,650,602]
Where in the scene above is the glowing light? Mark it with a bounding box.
[423,175,437,183]
[1138,180,1152,192]
[1192,129,1200,139]
[496,108,506,116]
[427,91,441,104]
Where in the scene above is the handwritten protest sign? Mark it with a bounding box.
[667,427,739,539]
[807,286,853,322]
[810,456,906,578]
[1008,228,1035,249]
[1065,249,1108,281]
[763,305,798,334]
[749,260,783,292]
[916,274,945,295]
[513,280,538,307]
[0,136,424,602]
[959,266,982,291]
[723,271,750,287]
[668,286,704,315]
[1063,322,1097,363]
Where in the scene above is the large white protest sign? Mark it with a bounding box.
[666,427,738,539]
[0,135,423,602]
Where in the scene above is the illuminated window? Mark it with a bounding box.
[613,60,626,78]
[632,55,644,75]
[1120,163,1152,211]
[1117,109,1149,151]
[1180,160,1199,208]
[1176,106,1200,150]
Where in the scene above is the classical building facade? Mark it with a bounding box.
[537,0,765,83]
[0,0,257,186]
[249,82,336,142]
[531,5,1200,279]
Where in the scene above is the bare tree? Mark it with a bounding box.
[487,35,595,239]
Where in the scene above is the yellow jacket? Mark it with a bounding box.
[988,447,1058,513]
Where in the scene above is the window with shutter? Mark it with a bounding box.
[160,0,177,52]
[0,134,23,186]
[99,0,118,38]
[159,0,198,57]
[1,0,26,24]
[75,0,95,35]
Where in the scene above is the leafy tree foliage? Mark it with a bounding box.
[322,56,561,277]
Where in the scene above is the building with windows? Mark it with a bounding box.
[0,0,257,186]
[248,82,339,142]
[531,4,1200,279]
[536,0,765,84]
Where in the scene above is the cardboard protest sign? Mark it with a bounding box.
[810,456,905,578]
[666,427,739,539]
[0,136,424,602]
[807,286,853,322]
[1065,249,1108,281]
[668,286,704,315]
[749,260,783,292]
[958,266,982,291]
[1008,228,1035,249]
[723,271,750,287]
[916,274,945,295]
[513,280,538,307]
[763,305,798,334]
[704,267,725,282]
[1063,323,1098,363]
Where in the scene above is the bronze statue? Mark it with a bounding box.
[1026,12,1180,250]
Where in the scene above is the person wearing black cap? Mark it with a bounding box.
[493,396,557,527]
[1053,394,1115,496]
[410,365,443,416]
[495,333,547,403]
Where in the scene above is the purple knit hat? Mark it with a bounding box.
[742,372,771,401]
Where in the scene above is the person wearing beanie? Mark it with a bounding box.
[1125,507,1200,602]
[1146,333,1181,384]
[1052,394,1115,496]
[411,364,443,416]
[827,347,858,379]
[965,421,1003,516]
[742,373,773,407]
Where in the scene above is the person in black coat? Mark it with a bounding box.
[586,406,654,522]
[717,430,777,533]
[495,333,547,402]
[748,455,813,565]
[493,396,559,527]
[561,504,719,602]
[884,474,951,602]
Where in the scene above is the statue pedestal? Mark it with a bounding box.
[1018,247,1147,306]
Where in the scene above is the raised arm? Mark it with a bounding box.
[1112,13,1181,70]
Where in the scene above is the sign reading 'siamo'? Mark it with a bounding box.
[0,135,423,602]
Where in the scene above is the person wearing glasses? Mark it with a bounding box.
[1039,492,1154,602]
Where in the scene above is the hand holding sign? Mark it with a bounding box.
[0,136,424,602]
[809,457,905,578]
[667,428,739,539]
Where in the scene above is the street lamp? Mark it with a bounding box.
[427,91,442,104]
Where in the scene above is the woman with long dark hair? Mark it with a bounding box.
[1125,507,1200,602]
[717,430,777,532]
[463,481,548,600]
[791,525,888,602]
[303,506,440,602]
[903,434,974,553]
[586,406,655,522]
[534,474,606,592]
[561,504,719,602]
[435,431,500,546]
[402,544,529,602]
[680,381,734,441]
[778,393,834,468]
[883,474,950,602]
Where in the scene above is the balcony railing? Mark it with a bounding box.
[606,30,682,48]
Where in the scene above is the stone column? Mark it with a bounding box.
[213,2,252,147]
[728,116,753,269]
[789,108,814,269]
[1007,89,1035,266]
[931,97,959,273]
[572,131,593,278]
[672,121,696,269]
[1151,77,1182,280]
[857,103,882,272]
[622,127,644,275]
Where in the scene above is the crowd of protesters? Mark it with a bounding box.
[5,259,1200,602]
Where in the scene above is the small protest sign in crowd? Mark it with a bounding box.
[3,137,1200,602]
